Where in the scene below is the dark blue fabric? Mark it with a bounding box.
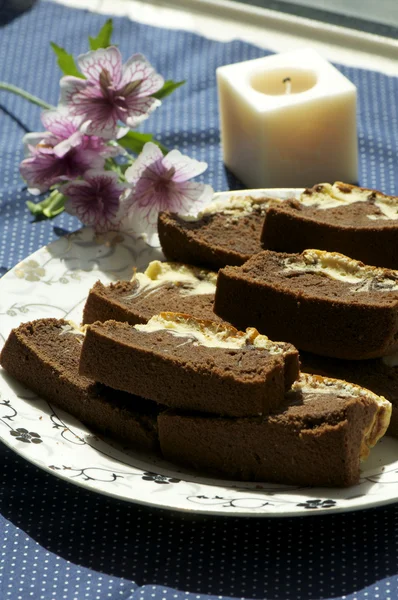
[2,443,398,600]
[0,1,397,274]
[1,2,398,599]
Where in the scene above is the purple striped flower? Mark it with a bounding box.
[20,109,118,194]
[125,142,213,242]
[63,169,128,233]
[60,47,164,139]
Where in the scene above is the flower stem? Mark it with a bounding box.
[27,190,66,220]
[0,82,53,110]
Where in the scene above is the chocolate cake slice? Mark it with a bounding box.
[158,194,281,270]
[261,182,398,269]
[158,374,391,486]
[83,261,221,326]
[79,313,300,417]
[214,249,398,360]
[300,351,398,438]
[0,319,159,451]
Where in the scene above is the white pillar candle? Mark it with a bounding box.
[216,49,358,189]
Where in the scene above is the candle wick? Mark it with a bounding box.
[283,77,292,95]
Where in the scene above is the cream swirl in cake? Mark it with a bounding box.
[135,312,290,354]
[127,261,217,298]
[59,321,85,337]
[282,249,398,291]
[290,374,360,398]
[82,262,221,327]
[291,372,392,445]
[179,194,278,223]
[300,182,398,221]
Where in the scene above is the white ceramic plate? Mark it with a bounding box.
[1,188,398,517]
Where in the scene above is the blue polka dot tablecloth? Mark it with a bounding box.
[1,2,398,599]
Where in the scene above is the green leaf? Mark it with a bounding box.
[118,131,169,155]
[118,131,153,154]
[153,79,185,100]
[89,19,114,50]
[50,42,84,78]
[27,191,66,221]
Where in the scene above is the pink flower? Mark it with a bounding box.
[63,169,128,233]
[125,142,213,242]
[60,47,164,139]
[20,109,119,194]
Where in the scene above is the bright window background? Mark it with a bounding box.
[236,0,398,34]
[282,0,398,27]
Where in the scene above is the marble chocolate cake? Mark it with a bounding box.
[214,249,398,360]
[1,320,392,488]
[261,182,398,268]
[83,261,221,326]
[0,319,160,451]
[79,313,300,417]
[300,351,398,438]
[158,194,281,270]
[158,374,391,486]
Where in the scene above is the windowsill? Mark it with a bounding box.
[233,0,398,39]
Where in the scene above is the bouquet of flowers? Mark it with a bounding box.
[2,19,213,242]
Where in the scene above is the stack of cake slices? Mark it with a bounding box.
[158,181,398,439]
[2,180,398,488]
[158,182,398,270]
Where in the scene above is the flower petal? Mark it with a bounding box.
[123,96,161,129]
[83,167,123,184]
[125,142,164,184]
[85,138,122,159]
[128,180,210,240]
[125,144,214,240]
[129,200,161,240]
[69,147,106,172]
[80,115,118,140]
[135,180,211,215]
[20,131,106,193]
[53,131,83,158]
[20,153,65,193]
[63,169,126,233]
[173,181,214,213]
[59,75,87,106]
[163,150,209,182]
[22,132,53,157]
[60,50,162,136]
[77,46,123,86]
[116,126,130,140]
[121,53,164,96]
[65,81,120,139]
[41,108,79,139]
